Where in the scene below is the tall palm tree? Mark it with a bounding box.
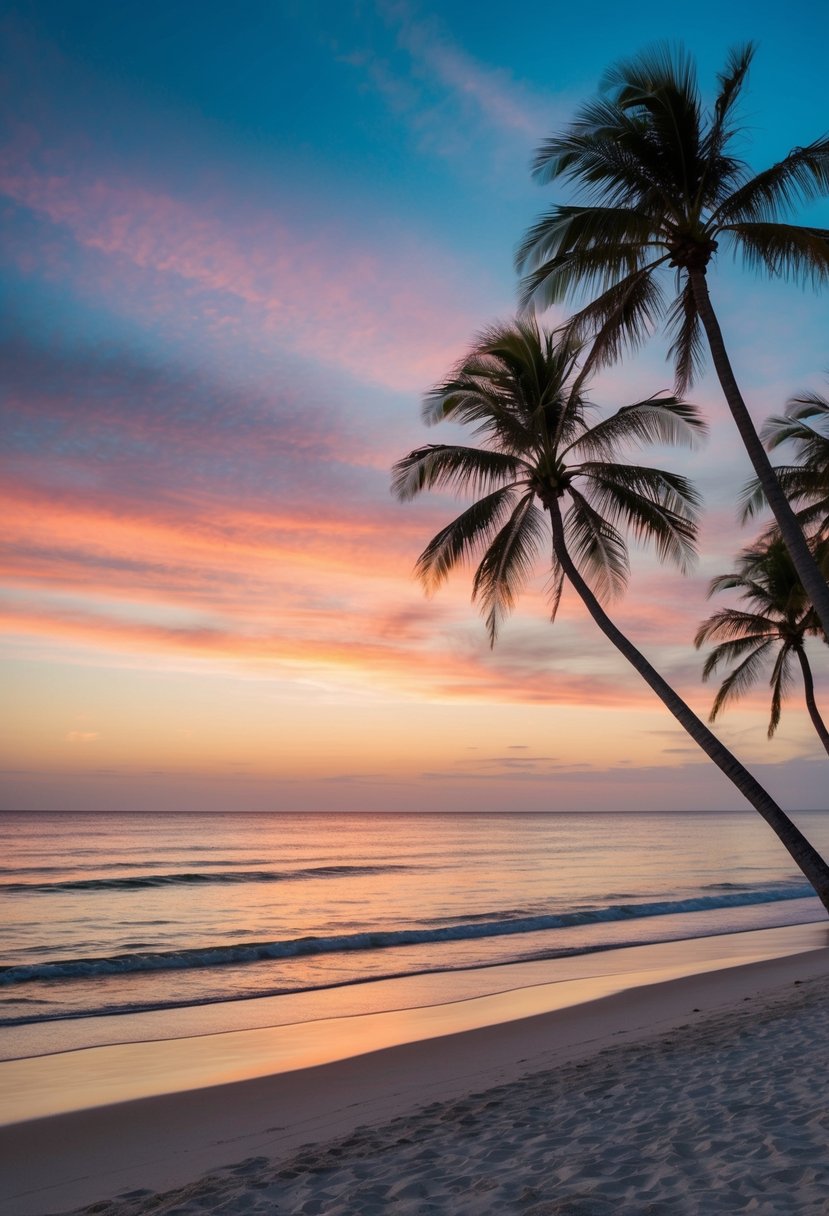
[392,319,829,911]
[742,384,829,543]
[516,43,829,635]
[695,537,829,753]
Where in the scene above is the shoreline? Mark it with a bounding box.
[2,923,828,1214]
[4,917,826,1070]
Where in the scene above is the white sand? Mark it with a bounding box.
[2,930,829,1215]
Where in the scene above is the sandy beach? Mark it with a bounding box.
[2,925,829,1216]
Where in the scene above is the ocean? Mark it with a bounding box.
[2,809,828,1062]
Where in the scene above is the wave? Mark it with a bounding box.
[0,864,410,894]
[0,941,647,1032]
[0,859,274,877]
[0,883,815,987]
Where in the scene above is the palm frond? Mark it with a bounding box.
[724,222,829,285]
[481,323,580,434]
[552,266,669,372]
[738,466,820,519]
[580,462,701,512]
[601,43,703,206]
[515,204,660,275]
[391,444,523,502]
[531,102,677,209]
[602,42,697,106]
[564,489,629,599]
[697,634,775,679]
[735,542,815,617]
[565,396,706,460]
[422,371,539,454]
[710,44,754,136]
[695,526,826,733]
[760,412,806,450]
[794,499,829,536]
[710,533,829,620]
[471,496,547,644]
[740,466,829,529]
[737,474,770,524]
[422,320,582,457]
[706,568,770,601]
[767,643,796,737]
[785,389,829,425]
[802,608,827,639]
[748,394,829,537]
[665,277,706,392]
[578,464,699,572]
[705,639,774,720]
[761,395,829,461]
[517,237,661,311]
[714,136,829,225]
[546,563,566,623]
[412,487,519,591]
[695,608,777,648]
[697,44,755,206]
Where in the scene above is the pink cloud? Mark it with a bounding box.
[1,482,673,710]
[6,473,819,726]
[395,17,552,138]
[1,595,663,710]
[0,140,492,394]
[0,479,424,603]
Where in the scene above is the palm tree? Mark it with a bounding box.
[742,384,829,542]
[516,43,829,635]
[695,537,829,754]
[392,319,829,911]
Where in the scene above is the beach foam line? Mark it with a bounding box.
[1,923,828,1216]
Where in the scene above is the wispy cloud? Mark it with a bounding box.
[391,8,552,137]
[0,138,491,395]
[346,1,563,172]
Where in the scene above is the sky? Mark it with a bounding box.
[2,0,829,814]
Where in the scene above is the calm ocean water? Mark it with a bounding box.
[2,810,828,1048]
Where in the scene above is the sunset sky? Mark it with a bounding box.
[3,0,828,813]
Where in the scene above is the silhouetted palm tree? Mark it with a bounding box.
[742,384,829,543]
[695,537,829,753]
[392,319,829,910]
[516,43,829,634]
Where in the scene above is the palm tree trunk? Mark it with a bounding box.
[795,646,829,757]
[688,267,829,637]
[547,496,829,913]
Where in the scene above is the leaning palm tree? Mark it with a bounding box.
[392,319,829,910]
[516,43,829,635]
[742,384,829,543]
[695,537,829,754]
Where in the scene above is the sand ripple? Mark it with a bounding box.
[68,976,829,1216]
